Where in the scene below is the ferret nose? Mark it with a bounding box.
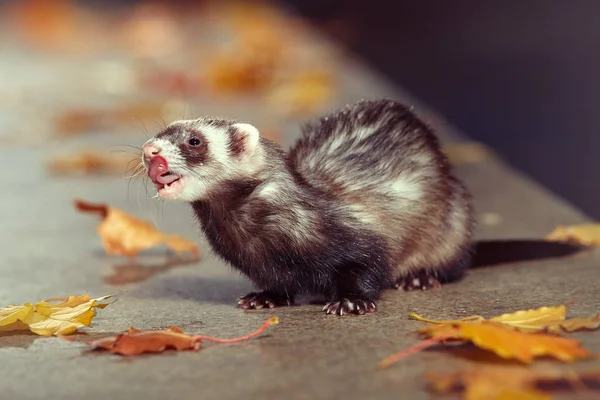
[143,143,161,159]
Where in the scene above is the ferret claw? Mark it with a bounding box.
[323,299,377,316]
[394,272,442,291]
[237,291,292,310]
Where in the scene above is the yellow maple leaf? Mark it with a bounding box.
[420,321,591,364]
[0,294,112,336]
[545,223,600,246]
[409,304,600,334]
[75,199,200,259]
[427,365,600,400]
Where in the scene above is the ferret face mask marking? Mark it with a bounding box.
[142,119,262,202]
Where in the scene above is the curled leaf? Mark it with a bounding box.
[0,294,112,336]
[86,316,279,356]
[75,199,200,259]
[488,305,567,332]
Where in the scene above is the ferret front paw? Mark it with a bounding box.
[237,291,293,310]
[393,270,442,291]
[322,299,377,316]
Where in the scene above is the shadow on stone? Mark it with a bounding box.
[0,331,46,349]
[129,275,254,305]
[471,239,585,269]
[423,343,528,366]
[104,257,199,285]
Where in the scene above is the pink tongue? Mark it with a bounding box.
[157,173,180,185]
[149,156,179,185]
[148,156,168,182]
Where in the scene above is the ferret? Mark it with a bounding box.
[141,99,475,316]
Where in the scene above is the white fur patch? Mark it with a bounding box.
[232,123,260,160]
[388,177,423,201]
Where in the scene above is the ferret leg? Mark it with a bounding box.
[322,262,384,316]
[393,269,442,291]
[393,252,471,291]
[237,291,294,310]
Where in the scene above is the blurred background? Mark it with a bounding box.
[1,0,599,219]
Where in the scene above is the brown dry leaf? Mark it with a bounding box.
[0,294,112,336]
[409,304,600,334]
[545,224,600,246]
[85,316,279,356]
[74,199,200,259]
[420,322,592,364]
[442,142,490,165]
[427,365,600,400]
[46,151,134,176]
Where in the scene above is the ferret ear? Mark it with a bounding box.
[230,123,260,161]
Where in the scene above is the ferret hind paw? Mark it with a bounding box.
[322,299,377,316]
[393,270,442,291]
[237,291,293,310]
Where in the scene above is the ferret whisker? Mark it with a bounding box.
[110,144,143,151]
[136,117,150,139]
[124,157,143,174]
[124,166,145,180]
[149,118,164,132]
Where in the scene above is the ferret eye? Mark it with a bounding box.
[188,137,201,147]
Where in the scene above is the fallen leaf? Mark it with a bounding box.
[46,151,134,176]
[427,365,600,400]
[409,303,600,334]
[545,224,600,246]
[75,199,200,259]
[0,294,112,336]
[377,321,592,369]
[421,322,592,364]
[554,315,600,333]
[85,316,279,356]
[442,142,490,165]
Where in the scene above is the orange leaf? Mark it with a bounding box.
[85,317,279,356]
[75,199,200,259]
[420,322,592,364]
[545,224,600,246]
[427,365,600,400]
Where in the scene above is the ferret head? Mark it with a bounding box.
[141,118,263,201]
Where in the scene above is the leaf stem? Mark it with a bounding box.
[408,312,483,324]
[193,316,279,344]
[376,337,445,370]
